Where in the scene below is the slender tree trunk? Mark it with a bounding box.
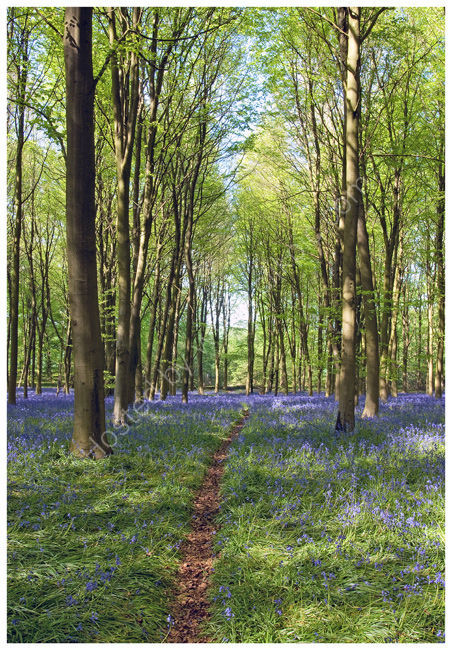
[210,282,223,395]
[31,325,36,390]
[196,285,208,394]
[357,187,379,417]
[426,285,434,395]
[144,255,161,398]
[287,218,312,395]
[64,317,72,394]
[379,171,401,401]
[170,288,182,396]
[417,297,423,391]
[64,7,111,457]
[389,331,398,397]
[22,313,35,399]
[8,22,28,406]
[268,329,275,394]
[160,279,179,400]
[402,283,409,392]
[161,251,183,400]
[151,253,177,400]
[317,297,323,393]
[337,7,360,433]
[388,256,402,397]
[183,259,195,403]
[134,317,143,403]
[434,156,445,398]
[274,335,280,397]
[279,326,289,395]
[35,329,45,395]
[326,339,333,397]
[109,8,140,424]
[246,255,254,395]
[222,293,230,391]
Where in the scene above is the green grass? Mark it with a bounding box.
[205,395,445,643]
[8,400,240,642]
[8,392,445,643]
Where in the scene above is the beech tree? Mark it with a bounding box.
[64,7,111,457]
[7,9,29,405]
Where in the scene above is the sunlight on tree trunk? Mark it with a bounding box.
[64,7,111,458]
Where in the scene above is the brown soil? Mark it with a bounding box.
[166,410,249,643]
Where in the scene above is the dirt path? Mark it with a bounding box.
[166,409,249,643]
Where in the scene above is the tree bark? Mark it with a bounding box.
[196,284,208,394]
[357,185,379,417]
[434,154,445,399]
[8,16,28,405]
[64,317,72,394]
[402,283,409,392]
[246,241,255,395]
[144,248,162,398]
[64,7,111,457]
[222,293,231,391]
[337,7,360,433]
[109,7,140,424]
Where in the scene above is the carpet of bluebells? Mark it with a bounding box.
[8,389,444,643]
[7,388,241,642]
[207,392,445,643]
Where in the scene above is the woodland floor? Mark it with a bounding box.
[7,390,445,643]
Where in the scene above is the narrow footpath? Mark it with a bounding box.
[166,409,250,643]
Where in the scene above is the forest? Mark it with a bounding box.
[7,6,444,644]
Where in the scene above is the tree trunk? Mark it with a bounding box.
[64,7,111,457]
[357,186,379,417]
[109,8,140,424]
[196,285,208,394]
[416,296,423,391]
[246,254,254,395]
[317,298,323,394]
[8,20,28,406]
[144,254,161,398]
[210,281,223,395]
[379,170,401,401]
[326,339,333,397]
[134,317,143,403]
[170,288,182,396]
[64,316,72,394]
[402,283,409,392]
[222,293,231,391]
[279,325,289,395]
[35,328,45,395]
[426,281,434,395]
[183,259,195,403]
[22,312,35,399]
[337,7,360,433]
[388,255,402,397]
[434,155,445,399]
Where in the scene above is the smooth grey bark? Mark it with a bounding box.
[357,189,379,417]
[8,13,29,405]
[108,7,140,424]
[64,7,111,457]
[336,7,360,433]
[434,150,445,399]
